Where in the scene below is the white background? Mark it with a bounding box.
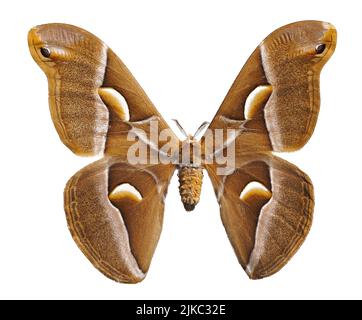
[0,0,361,300]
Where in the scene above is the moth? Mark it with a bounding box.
[28,21,336,283]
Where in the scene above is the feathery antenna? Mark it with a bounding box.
[172,119,188,138]
[193,121,209,139]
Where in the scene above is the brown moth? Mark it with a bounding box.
[28,21,336,283]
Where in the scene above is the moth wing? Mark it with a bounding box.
[205,153,314,279]
[28,23,179,157]
[64,157,175,283]
[202,20,336,155]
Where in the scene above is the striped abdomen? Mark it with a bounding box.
[178,166,203,211]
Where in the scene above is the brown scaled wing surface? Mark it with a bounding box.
[207,154,313,279]
[65,158,174,283]
[203,21,336,279]
[28,23,179,283]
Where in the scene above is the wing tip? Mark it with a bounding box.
[100,268,146,284]
[245,266,276,280]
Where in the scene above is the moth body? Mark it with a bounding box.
[176,133,204,211]
[177,165,203,212]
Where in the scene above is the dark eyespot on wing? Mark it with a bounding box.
[40,47,51,58]
[315,43,326,54]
